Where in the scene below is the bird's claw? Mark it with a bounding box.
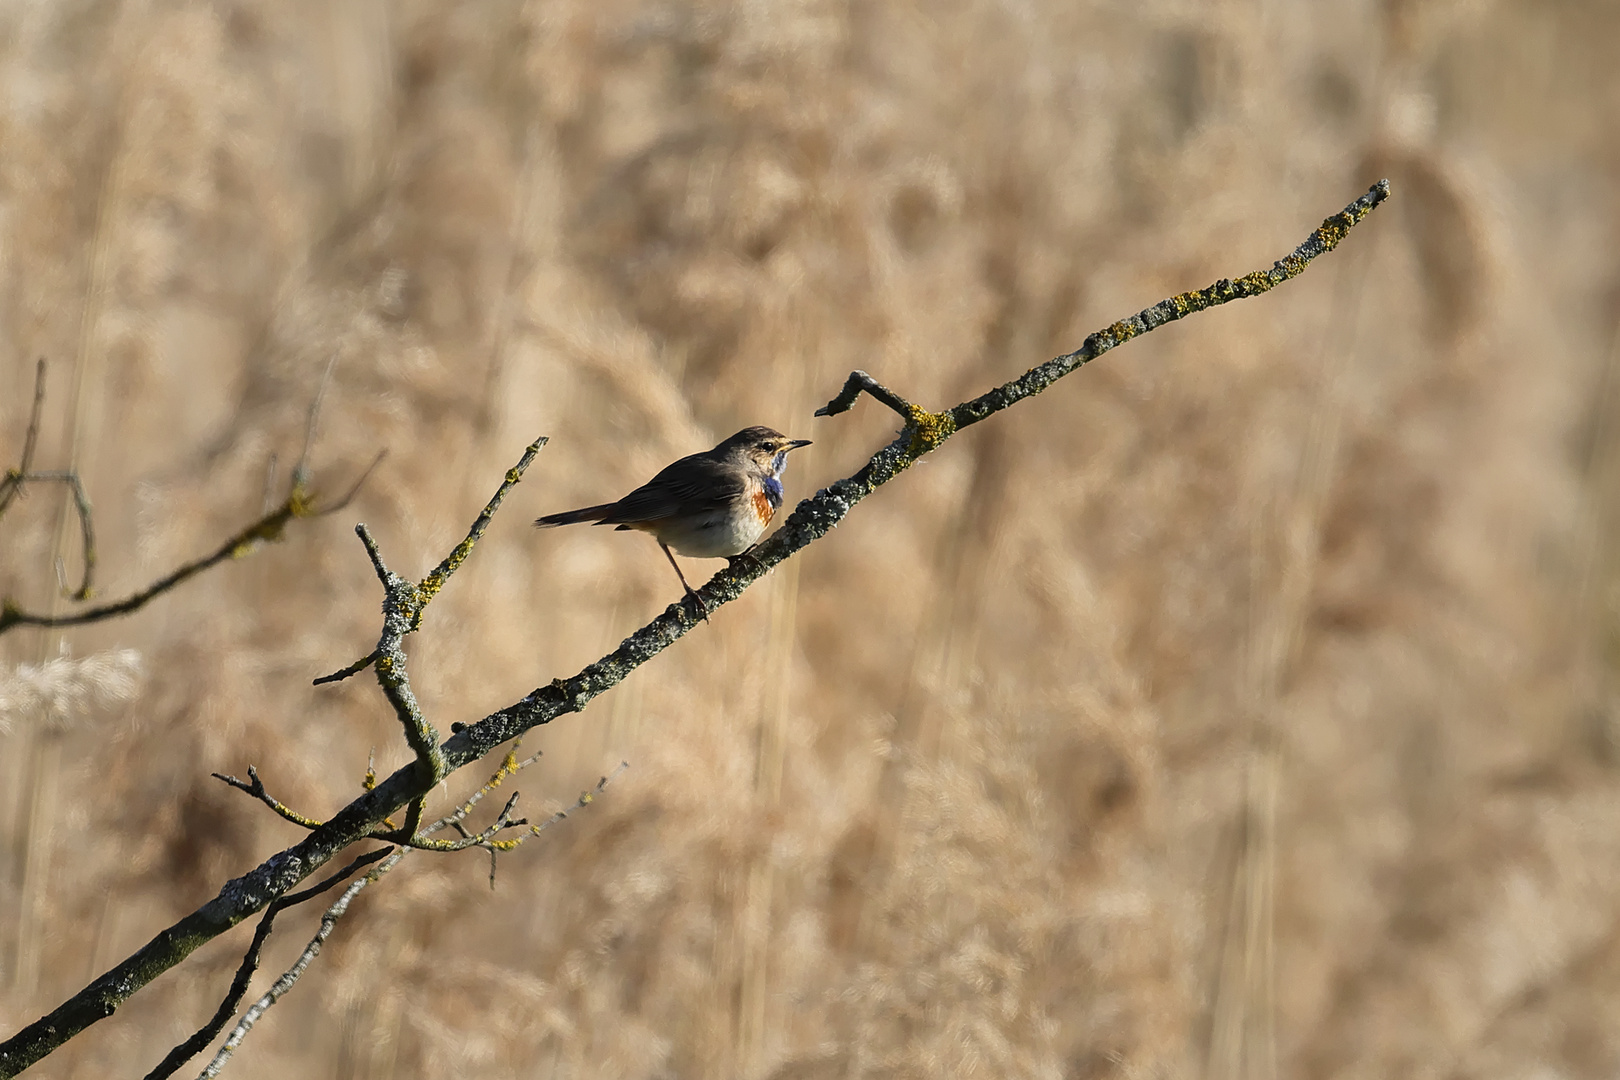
[682,586,711,623]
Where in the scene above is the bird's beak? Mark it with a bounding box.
[787,439,812,450]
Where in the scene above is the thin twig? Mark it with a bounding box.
[315,438,545,682]
[0,498,295,634]
[294,354,339,492]
[405,792,525,852]
[422,746,544,837]
[142,848,392,1080]
[260,454,279,517]
[313,450,385,518]
[193,758,618,1079]
[0,361,98,598]
[0,182,1388,1079]
[0,358,48,517]
[18,469,97,599]
[311,650,378,686]
[0,452,382,636]
[193,847,408,1080]
[211,767,322,830]
[478,763,629,885]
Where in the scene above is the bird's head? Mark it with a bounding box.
[719,426,813,476]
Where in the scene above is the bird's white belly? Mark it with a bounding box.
[660,507,767,558]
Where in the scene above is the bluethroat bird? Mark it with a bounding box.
[534,426,812,612]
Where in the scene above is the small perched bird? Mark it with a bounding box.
[535,426,812,610]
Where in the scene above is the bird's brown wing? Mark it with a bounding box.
[593,451,744,524]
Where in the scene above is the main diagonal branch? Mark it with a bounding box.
[0,180,1388,1079]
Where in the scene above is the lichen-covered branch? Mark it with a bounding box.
[320,437,547,842]
[0,181,1387,1079]
[194,847,407,1080]
[352,521,445,813]
[141,848,393,1080]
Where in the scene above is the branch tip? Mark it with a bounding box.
[815,369,915,421]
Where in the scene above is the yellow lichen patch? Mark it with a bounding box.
[1316,218,1350,248]
[1107,320,1138,344]
[905,404,958,458]
[288,486,315,518]
[1237,271,1274,292]
[415,576,445,607]
[276,805,323,830]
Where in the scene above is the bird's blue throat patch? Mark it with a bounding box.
[762,476,784,509]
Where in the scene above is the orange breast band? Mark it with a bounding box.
[751,490,775,524]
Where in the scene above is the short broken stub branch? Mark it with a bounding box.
[0,183,1389,1080]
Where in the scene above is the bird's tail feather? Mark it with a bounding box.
[534,503,617,528]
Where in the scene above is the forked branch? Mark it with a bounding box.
[185,758,622,1079]
[0,354,383,635]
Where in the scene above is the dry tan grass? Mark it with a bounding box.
[3,1,1619,1077]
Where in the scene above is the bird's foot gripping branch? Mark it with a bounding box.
[0,179,1388,1078]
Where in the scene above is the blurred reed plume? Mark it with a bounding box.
[3,1,1620,1078]
[0,651,144,736]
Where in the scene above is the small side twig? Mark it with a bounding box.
[815,369,915,422]
[407,792,526,852]
[211,767,322,830]
[315,437,545,683]
[317,451,385,518]
[311,650,378,686]
[0,361,97,598]
[476,762,628,887]
[24,469,96,599]
[293,354,339,492]
[0,358,48,517]
[413,436,547,610]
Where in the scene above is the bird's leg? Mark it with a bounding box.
[659,540,709,622]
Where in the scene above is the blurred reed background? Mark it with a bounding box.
[2,1,1618,1077]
